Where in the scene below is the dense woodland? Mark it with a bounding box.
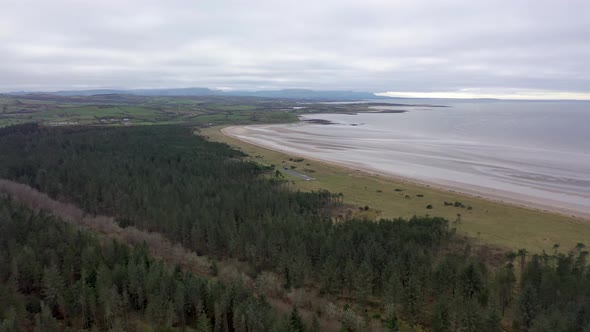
[0,123,589,331]
[0,197,294,331]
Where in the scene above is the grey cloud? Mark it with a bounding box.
[1,0,589,97]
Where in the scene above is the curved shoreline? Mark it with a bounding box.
[221,125,590,221]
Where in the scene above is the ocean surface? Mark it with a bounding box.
[231,99,590,216]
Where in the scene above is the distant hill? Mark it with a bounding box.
[53,87,216,97]
[8,87,386,100]
[224,89,383,100]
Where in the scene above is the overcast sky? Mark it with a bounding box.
[1,0,590,99]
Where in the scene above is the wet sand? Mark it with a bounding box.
[222,123,590,220]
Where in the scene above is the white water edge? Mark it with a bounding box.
[223,101,590,219]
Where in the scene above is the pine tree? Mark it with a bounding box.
[401,276,422,326]
[289,306,305,332]
[494,265,515,315]
[8,259,19,291]
[482,308,502,332]
[353,259,374,303]
[283,266,292,290]
[196,312,213,332]
[209,261,218,276]
[77,273,92,328]
[310,314,321,332]
[383,302,400,332]
[0,306,18,332]
[42,265,65,317]
[460,300,481,332]
[343,259,356,296]
[519,285,539,330]
[34,301,59,332]
[517,249,529,274]
[174,280,186,326]
[320,258,341,295]
[460,263,484,302]
[431,300,451,332]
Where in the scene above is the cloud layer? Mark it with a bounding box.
[1,0,589,98]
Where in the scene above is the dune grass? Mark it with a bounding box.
[203,126,590,253]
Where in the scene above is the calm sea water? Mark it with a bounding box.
[238,99,590,215]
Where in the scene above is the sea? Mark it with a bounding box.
[236,99,590,216]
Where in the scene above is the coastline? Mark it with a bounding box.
[221,125,590,222]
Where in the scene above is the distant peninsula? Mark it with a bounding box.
[7,87,391,101]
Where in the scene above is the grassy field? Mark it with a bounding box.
[204,126,590,253]
[0,94,300,127]
[0,94,414,128]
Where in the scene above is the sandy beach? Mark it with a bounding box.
[222,123,590,220]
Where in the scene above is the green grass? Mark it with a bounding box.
[207,104,258,111]
[2,103,180,125]
[195,113,251,122]
[204,126,590,253]
[165,99,206,105]
[0,95,301,127]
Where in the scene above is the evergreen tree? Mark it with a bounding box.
[310,314,321,332]
[42,265,65,318]
[353,259,374,302]
[519,285,539,330]
[482,308,502,332]
[460,300,482,332]
[431,300,451,332]
[383,302,399,332]
[494,265,516,315]
[289,306,305,332]
[459,262,485,302]
[196,314,213,332]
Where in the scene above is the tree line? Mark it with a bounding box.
[0,123,588,331]
[0,196,305,331]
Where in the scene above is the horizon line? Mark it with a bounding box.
[3,86,590,102]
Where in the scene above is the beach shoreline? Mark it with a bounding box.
[221,125,590,221]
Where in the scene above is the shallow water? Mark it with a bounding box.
[233,100,590,216]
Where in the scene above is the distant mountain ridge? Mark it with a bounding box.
[7,87,386,100]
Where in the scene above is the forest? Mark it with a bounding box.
[0,123,589,331]
[0,196,294,331]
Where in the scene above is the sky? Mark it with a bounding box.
[1,0,590,99]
